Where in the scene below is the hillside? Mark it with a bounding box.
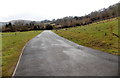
[1,3,119,32]
[53,18,119,55]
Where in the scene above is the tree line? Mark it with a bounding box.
[2,2,119,32]
[54,3,119,28]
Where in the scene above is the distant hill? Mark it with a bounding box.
[0,22,8,26]
[1,20,41,27]
[10,20,32,24]
[10,20,41,25]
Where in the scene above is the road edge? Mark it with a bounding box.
[12,32,42,77]
[51,31,118,61]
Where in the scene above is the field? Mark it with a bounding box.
[53,18,119,55]
[1,31,42,77]
[1,17,119,77]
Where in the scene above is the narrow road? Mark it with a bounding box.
[13,30,118,76]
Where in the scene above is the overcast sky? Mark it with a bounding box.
[0,0,119,22]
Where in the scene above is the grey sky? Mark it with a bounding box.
[0,0,119,22]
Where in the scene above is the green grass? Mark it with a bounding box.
[2,31,42,77]
[53,18,119,55]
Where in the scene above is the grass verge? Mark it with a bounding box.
[53,18,119,55]
[2,31,42,77]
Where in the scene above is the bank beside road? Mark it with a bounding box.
[53,18,119,55]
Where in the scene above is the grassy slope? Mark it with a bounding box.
[2,31,42,76]
[53,18,119,55]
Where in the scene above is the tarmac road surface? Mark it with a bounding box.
[13,30,118,76]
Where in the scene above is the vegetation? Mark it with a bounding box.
[2,31,42,77]
[53,18,119,55]
[1,3,119,31]
[1,2,119,77]
[53,3,119,29]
